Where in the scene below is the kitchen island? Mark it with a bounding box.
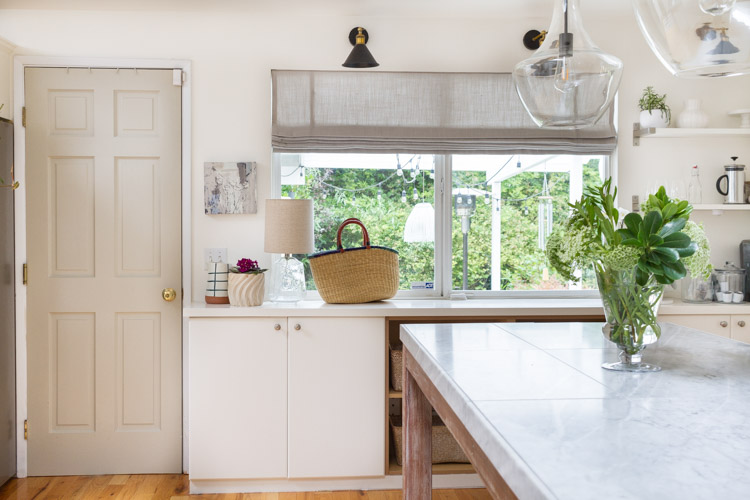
[400,322,750,499]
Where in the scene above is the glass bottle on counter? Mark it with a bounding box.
[687,165,702,204]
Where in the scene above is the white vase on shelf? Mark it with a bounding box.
[639,109,669,128]
[677,99,708,128]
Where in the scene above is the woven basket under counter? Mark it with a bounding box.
[390,345,403,392]
[390,415,469,465]
[309,218,399,304]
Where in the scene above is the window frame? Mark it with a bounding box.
[272,152,614,300]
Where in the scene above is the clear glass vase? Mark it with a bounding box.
[596,267,665,372]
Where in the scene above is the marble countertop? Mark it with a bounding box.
[183,298,605,318]
[183,298,750,318]
[400,322,750,499]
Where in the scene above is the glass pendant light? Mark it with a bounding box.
[634,0,750,77]
[403,203,435,243]
[513,0,623,128]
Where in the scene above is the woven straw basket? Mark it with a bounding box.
[309,218,399,304]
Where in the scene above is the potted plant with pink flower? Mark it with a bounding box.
[228,258,267,306]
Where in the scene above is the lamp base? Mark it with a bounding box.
[269,254,307,302]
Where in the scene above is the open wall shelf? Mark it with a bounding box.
[692,204,750,215]
[633,123,750,146]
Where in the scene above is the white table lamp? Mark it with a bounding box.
[264,199,314,302]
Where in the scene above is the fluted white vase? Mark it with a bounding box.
[677,99,708,128]
[228,273,265,306]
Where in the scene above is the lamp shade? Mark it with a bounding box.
[264,199,314,254]
[403,202,435,243]
[512,0,623,128]
[343,27,379,68]
[634,0,750,77]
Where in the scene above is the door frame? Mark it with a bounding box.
[13,56,192,477]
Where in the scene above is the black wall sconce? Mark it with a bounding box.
[342,27,379,68]
[522,29,547,50]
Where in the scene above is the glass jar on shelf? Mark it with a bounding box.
[712,262,747,304]
[681,272,713,303]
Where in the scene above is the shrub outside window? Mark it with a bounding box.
[276,152,608,298]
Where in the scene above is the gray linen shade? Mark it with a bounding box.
[264,199,314,254]
[271,70,617,155]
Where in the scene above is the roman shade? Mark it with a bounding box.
[271,70,617,155]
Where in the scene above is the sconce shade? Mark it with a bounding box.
[512,0,623,129]
[634,0,750,77]
[343,27,379,68]
[264,199,314,254]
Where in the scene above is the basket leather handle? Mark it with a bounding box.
[336,218,371,252]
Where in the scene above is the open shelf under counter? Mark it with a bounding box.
[632,123,750,146]
[387,458,475,476]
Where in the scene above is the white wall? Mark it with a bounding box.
[0,6,748,301]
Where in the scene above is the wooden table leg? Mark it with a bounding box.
[403,348,432,500]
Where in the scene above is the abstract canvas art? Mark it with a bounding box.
[204,162,258,214]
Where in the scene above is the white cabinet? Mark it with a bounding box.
[287,317,384,478]
[659,314,732,338]
[731,315,750,343]
[660,314,750,342]
[189,316,385,481]
[189,317,288,480]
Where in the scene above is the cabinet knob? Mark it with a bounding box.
[739,321,746,328]
[274,323,281,331]
[294,323,301,331]
[720,321,728,328]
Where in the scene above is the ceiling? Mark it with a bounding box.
[0,0,632,18]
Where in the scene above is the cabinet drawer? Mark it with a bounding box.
[659,315,731,338]
[731,315,750,343]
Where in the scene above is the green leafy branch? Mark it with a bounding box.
[618,210,697,286]
[638,86,671,123]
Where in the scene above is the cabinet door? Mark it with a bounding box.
[731,315,750,343]
[287,317,385,478]
[660,314,731,338]
[189,318,288,479]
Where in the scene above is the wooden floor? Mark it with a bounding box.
[0,475,491,500]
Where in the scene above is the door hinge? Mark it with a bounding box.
[172,69,184,87]
[22,106,26,128]
[23,263,28,285]
[24,420,28,440]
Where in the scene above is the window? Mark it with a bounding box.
[276,152,609,298]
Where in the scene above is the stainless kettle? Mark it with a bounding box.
[716,156,746,204]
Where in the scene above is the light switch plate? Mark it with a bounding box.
[632,195,640,213]
[204,248,227,270]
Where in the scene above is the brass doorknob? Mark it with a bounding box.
[162,288,177,302]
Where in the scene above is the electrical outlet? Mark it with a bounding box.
[632,195,640,213]
[204,248,227,270]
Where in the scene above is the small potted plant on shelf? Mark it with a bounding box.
[228,258,267,306]
[638,86,671,128]
[546,180,710,372]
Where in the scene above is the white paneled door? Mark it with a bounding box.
[25,68,182,475]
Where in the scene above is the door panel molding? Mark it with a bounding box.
[13,56,192,477]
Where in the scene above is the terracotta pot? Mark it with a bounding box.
[228,273,265,306]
